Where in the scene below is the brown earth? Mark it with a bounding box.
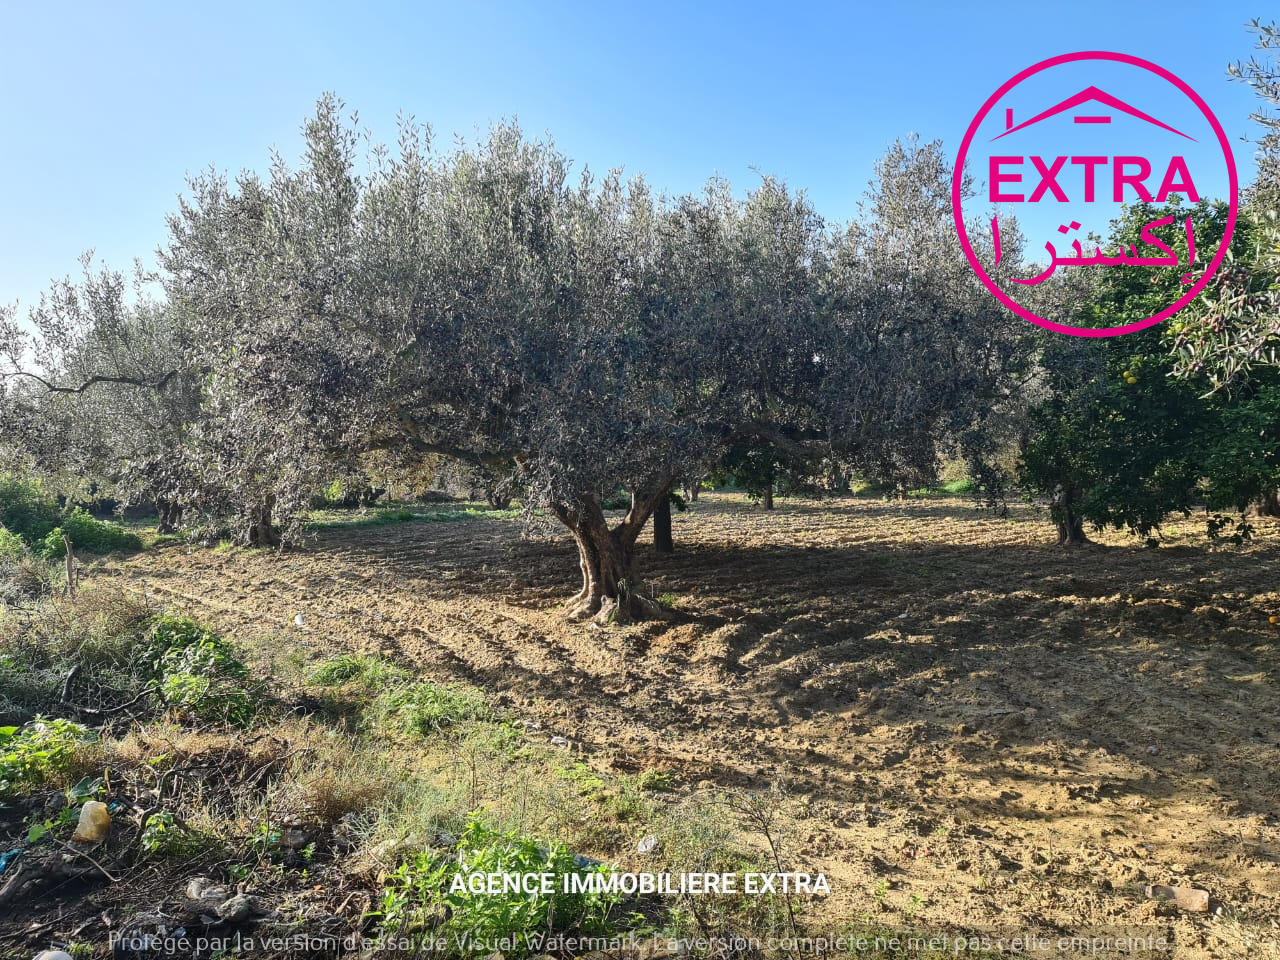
[97,493,1280,957]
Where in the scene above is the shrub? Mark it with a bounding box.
[0,717,93,795]
[0,594,154,719]
[146,615,258,725]
[0,474,60,544]
[37,508,143,559]
[0,528,27,563]
[377,814,624,954]
[600,491,630,511]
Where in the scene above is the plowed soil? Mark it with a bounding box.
[97,494,1280,957]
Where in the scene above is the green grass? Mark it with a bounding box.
[914,478,975,497]
[308,502,520,530]
[309,653,411,690]
[853,478,977,498]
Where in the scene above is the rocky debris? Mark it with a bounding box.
[41,792,67,819]
[636,834,660,855]
[1144,883,1210,912]
[185,876,229,901]
[216,892,272,923]
[278,827,311,849]
[182,876,231,920]
[182,877,272,925]
[112,913,177,953]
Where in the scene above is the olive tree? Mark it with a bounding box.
[0,260,202,531]
[9,99,1032,621]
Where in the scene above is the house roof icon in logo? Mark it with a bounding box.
[991,85,1195,141]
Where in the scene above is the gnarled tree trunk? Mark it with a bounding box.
[553,476,673,623]
[1051,483,1088,545]
[246,496,281,547]
[1256,488,1280,517]
[156,498,183,535]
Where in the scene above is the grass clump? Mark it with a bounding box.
[37,508,143,559]
[1,598,260,727]
[907,477,976,498]
[420,507,519,523]
[309,504,520,531]
[139,810,218,860]
[309,653,410,690]
[0,717,93,795]
[363,507,417,526]
[374,681,491,737]
[377,814,625,955]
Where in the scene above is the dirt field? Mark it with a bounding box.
[96,493,1280,957]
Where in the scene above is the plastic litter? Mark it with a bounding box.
[70,800,111,844]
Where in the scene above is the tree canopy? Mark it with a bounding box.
[1,98,1026,620]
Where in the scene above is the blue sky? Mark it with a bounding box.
[0,1,1271,313]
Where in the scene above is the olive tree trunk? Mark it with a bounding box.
[553,476,673,623]
[1257,488,1280,517]
[246,496,281,547]
[1051,483,1088,545]
[156,498,183,535]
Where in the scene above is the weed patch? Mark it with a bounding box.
[374,681,491,737]
[308,504,519,531]
[377,814,626,956]
[146,614,260,725]
[0,717,93,795]
[309,653,410,690]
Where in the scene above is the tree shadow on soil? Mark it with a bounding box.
[308,505,1280,825]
